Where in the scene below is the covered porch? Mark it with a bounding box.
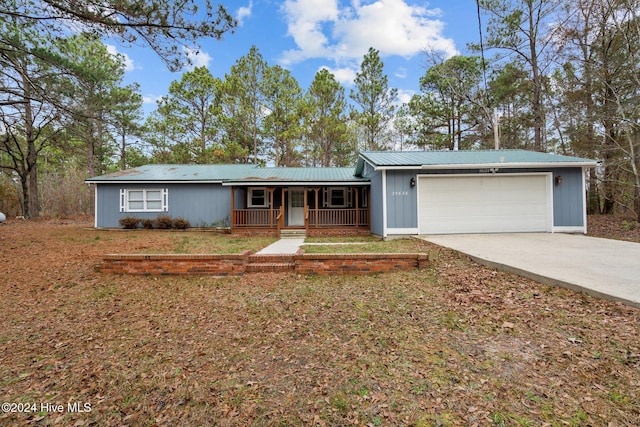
[230,185,371,236]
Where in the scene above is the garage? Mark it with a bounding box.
[418,173,552,234]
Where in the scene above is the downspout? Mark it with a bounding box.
[93,184,98,228]
[582,166,588,234]
[382,170,387,238]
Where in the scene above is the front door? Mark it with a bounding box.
[288,188,305,226]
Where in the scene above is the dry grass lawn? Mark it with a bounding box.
[0,217,639,426]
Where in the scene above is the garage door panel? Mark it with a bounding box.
[418,174,550,234]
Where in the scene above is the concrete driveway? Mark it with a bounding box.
[420,233,640,309]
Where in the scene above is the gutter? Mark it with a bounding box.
[221,181,370,186]
[85,179,371,186]
[84,180,225,184]
[372,161,597,171]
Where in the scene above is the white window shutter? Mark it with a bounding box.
[162,189,169,211]
[119,189,126,212]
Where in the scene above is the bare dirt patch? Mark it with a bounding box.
[1,218,639,426]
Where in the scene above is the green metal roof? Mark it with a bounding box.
[87,150,596,184]
[222,167,367,185]
[86,164,367,184]
[357,149,597,173]
[85,164,259,183]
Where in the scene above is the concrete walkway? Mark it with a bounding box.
[420,233,640,309]
[255,238,305,255]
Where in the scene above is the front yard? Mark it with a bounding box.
[86,229,277,254]
[0,217,638,426]
[302,237,426,254]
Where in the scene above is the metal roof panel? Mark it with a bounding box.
[85,164,259,182]
[86,165,367,183]
[360,150,597,168]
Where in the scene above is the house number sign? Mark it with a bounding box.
[391,191,409,196]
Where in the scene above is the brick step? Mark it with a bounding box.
[245,262,296,273]
[280,229,307,239]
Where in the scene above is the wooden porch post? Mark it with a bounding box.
[281,187,285,229]
[314,187,320,228]
[355,187,359,227]
[269,188,274,228]
[304,187,308,230]
[230,186,235,230]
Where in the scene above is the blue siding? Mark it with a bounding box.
[552,168,584,227]
[369,170,384,236]
[385,170,418,230]
[96,183,231,228]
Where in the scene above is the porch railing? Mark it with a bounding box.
[308,209,370,227]
[232,208,370,228]
[232,209,279,228]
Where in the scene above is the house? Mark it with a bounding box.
[85,163,371,236]
[86,150,597,236]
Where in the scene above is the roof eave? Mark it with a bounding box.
[371,161,597,170]
[222,180,370,186]
[85,180,225,184]
[421,161,598,169]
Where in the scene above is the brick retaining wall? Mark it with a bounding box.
[96,252,428,276]
[295,253,429,275]
[97,252,251,276]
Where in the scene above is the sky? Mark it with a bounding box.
[113,0,483,114]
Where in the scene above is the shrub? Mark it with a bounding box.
[154,215,173,229]
[621,220,638,231]
[119,216,140,229]
[141,218,154,229]
[173,217,190,230]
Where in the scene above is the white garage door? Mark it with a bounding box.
[418,174,551,234]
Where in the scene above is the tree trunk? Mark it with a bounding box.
[635,184,640,223]
[27,148,39,218]
[602,88,618,214]
[23,70,39,219]
[588,172,599,215]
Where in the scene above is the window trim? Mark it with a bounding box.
[361,187,368,208]
[326,187,348,208]
[247,187,269,208]
[120,188,168,213]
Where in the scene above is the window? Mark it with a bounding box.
[290,189,304,208]
[248,187,269,208]
[324,187,350,208]
[330,188,345,207]
[120,189,168,212]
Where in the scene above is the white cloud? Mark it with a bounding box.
[237,1,253,26]
[105,44,135,72]
[394,67,407,79]
[321,65,357,85]
[142,94,162,105]
[396,88,415,104]
[279,0,458,66]
[280,0,340,65]
[183,47,213,70]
